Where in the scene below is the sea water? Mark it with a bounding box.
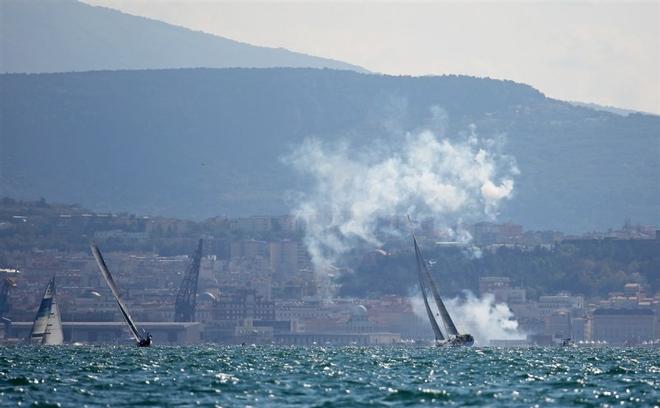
[0,345,658,407]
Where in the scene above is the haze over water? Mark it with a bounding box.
[1,346,658,407]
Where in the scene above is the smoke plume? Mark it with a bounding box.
[446,291,526,345]
[411,291,526,345]
[285,125,518,272]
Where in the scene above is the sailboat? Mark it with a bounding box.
[560,310,575,347]
[28,277,64,345]
[90,243,152,347]
[412,232,474,347]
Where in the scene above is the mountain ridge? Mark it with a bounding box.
[0,0,366,74]
[1,68,658,233]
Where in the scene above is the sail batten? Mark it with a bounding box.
[91,243,143,342]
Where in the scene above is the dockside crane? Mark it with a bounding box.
[0,278,16,335]
[0,278,16,316]
[174,239,203,322]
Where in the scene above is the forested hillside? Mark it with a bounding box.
[339,238,660,298]
[1,68,658,232]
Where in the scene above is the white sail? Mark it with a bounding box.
[29,278,64,345]
[90,243,143,343]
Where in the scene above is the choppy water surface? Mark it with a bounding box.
[0,346,658,407]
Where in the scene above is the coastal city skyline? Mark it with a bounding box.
[1,197,657,347]
[1,1,658,406]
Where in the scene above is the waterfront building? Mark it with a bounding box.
[10,321,201,344]
[213,288,275,321]
[538,294,584,316]
[591,308,656,345]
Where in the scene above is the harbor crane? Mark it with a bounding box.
[174,239,203,322]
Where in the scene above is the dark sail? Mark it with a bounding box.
[90,243,144,343]
[415,241,445,341]
[412,233,459,337]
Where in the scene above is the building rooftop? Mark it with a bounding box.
[593,308,654,316]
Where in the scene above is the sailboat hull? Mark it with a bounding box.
[436,334,475,347]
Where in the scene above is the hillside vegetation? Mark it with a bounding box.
[1,68,658,232]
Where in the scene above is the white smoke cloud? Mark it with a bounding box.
[411,291,526,345]
[446,291,526,345]
[285,125,518,271]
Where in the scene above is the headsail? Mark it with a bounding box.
[29,277,63,345]
[90,243,143,343]
[412,235,459,337]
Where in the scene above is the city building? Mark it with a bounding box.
[538,294,584,317]
[479,276,527,304]
[544,310,571,339]
[9,321,201,344]
[591,308,656,345]
[472,222,523,245]
[212,288,275,321]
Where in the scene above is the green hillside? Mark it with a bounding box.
[1,68,658,232]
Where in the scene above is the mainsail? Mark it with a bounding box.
[29,277,64,345]
[412,235,459,337]
[90,243,144,343]
[415,244,445,341]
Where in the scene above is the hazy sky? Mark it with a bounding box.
[84,1,659,114]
